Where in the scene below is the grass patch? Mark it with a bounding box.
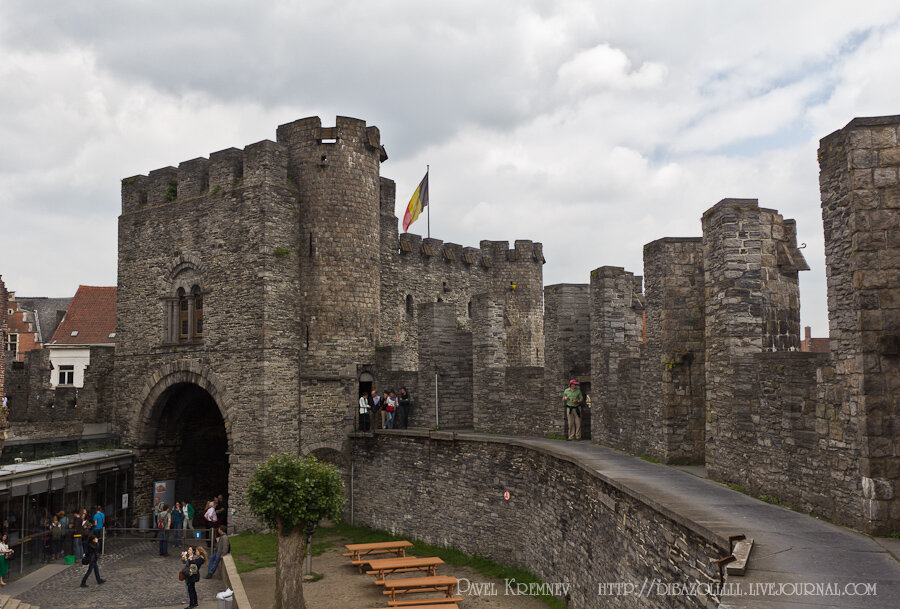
[728,484,746,494]
[308,572,324,582]
[311,540,332,557]
[547,434,566,441]
[640,454,660,464]
[326,522,565,609]
[231,533,277,573]
[230,533,333,573]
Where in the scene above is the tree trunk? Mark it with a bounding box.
[275,519,307,609]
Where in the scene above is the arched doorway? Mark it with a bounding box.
[145,383,228,521]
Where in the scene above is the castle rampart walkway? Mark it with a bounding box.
[351,430,900,608]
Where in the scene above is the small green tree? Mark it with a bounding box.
[247,453,345,609]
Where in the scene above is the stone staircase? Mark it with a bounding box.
[0,593,40,609]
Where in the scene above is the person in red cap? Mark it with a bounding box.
[562,379,584,440]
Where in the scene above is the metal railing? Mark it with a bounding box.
[99,526,214,554]
[2,526,215,581]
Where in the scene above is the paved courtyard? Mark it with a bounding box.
[16,539,228,609]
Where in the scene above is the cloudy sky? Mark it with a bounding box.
[2,1,899,337]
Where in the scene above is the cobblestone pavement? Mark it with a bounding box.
[17,538,226,609]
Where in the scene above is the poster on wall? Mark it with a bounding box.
[122,493,129,509]
[154,480,175,510]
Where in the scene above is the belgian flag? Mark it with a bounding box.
[402,171,429,232]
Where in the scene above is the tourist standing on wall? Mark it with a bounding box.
[562,379,584,441]
[157,503,171,556]
[386,390,398,429]
[398,387,411,429]
[371,389,383,429]
[358,392,371,431]
[79,535,104,587]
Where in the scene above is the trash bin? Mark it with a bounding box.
[216,589,234,609]
[138,515,151,530]
[64,555,75,565]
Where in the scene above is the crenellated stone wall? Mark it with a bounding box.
[352,433,725,609]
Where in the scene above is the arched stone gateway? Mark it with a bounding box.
[131,362,234,526]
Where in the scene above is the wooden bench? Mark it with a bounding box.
[344,540,413,571]
[381,575,458,601]
[367,556,445,582]
[387,598,463,607]
[352,555,417,573]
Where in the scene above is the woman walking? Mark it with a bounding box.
[0,534,14,586]
[79,535,104,588]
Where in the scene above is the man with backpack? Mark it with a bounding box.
[157,503,171,556]
[562,379,584,440]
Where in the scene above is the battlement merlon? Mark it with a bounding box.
[120,140,291,214]
[380,178,396,216]
[395,234,543,267]
[275,115,388,163]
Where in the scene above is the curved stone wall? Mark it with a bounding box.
[351,431,726,609]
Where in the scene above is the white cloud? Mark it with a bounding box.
[2,1,900,340]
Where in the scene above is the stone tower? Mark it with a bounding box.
[116,116,386,527]
[819,116,900,533]
[275,116,387,453]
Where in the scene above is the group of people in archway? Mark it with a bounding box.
[153,493,227,558]
[358,387,412,432]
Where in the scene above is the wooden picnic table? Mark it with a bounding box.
[343,540,413,562]
[366,556,445,582]
[381,575,458,601]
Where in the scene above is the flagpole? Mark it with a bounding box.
[426,165,430,238]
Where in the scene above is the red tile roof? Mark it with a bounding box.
[49,286,117,345]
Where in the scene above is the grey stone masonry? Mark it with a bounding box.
[820,116,900,533]
[416,302,473,429]
[644,238,706,463]
[702,199,767,478]
[352,432,724,609]
[543,283,590,393]
[590,266,645,451]
[5,346,114,423]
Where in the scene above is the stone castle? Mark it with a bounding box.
[2,114,898,537]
